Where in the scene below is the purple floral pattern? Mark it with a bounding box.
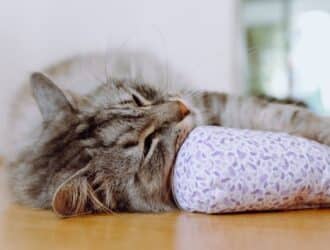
[172,126,330,213]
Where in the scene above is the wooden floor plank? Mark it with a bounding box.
[1,166,330,250]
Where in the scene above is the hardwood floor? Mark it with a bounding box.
[1,165,330,250]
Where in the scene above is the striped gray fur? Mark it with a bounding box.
[6,50,330,217]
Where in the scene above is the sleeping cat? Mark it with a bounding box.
[6,50,330,217]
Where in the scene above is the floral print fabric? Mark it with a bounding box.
[172,126,330,213]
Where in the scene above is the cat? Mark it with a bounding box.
[6,49,330,217]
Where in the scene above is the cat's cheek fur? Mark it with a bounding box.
[126,179,175,212]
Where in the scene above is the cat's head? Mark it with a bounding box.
[20,72,193,217]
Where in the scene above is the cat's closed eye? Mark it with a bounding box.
[131,92,152,107]
[123,141,139,149]
[132,94,144,107]
[143,132,155,156]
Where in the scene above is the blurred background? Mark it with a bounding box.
[243,0,330,114]
[0,0,330,148]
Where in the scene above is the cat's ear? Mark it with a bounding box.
[52,168,110,217]
[30,72,74,122]
[52,174,91,217]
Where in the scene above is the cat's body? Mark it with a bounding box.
[7,50,330,217]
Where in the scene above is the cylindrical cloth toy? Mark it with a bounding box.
[172,126,330,213]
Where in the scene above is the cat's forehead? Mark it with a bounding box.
[73,106,146,147]
[130,83,164,101]
[90,82,132,107]
[91,79,168,108]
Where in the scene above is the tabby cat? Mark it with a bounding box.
[6,50,330,217]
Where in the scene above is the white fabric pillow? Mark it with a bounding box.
[172,126,330,213]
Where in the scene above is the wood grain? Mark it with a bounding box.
[1,166,330,250]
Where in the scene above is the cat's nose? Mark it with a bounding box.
[177,101,190,118]
[151,100,190,125]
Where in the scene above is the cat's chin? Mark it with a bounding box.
[174,115,194,152]
[161,116,194,202]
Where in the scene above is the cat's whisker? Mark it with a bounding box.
[152,25,170,91]
[103,51,113,84]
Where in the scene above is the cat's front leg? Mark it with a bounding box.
[186,92,330,146]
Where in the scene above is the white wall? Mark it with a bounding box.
[0,0,239,145]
